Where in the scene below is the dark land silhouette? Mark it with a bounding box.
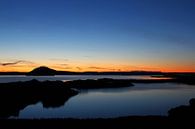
[0,74,195,118]
[0,70,195,128]
[168,98,195,119]
[163,73,195,85]
[0,79,78,118]
[1,66,195,85]
[0,79,134,118]
[27,66,165,75]
[26,66,57,76]
[1,66,165,75]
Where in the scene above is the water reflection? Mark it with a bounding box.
[0,93,76,119]
[0,80,78,118]
[18,83,195,119]
[0,75,171,83]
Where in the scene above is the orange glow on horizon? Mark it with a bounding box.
[0,64,195,73]
[0,58,195,72]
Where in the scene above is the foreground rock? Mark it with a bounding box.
[0,79,78,118]
[168,98,195,119]
[0,79,133,118]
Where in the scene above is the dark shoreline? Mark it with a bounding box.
[0,116,169,129]
[0,115,194,129]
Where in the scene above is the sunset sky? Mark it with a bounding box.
[0,0,195,72]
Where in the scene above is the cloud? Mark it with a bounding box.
[0,61,21,66]
[0,60,35,66]
[88,65,158,71]
[49,58,69,62]
[88,66,117,71]
[58,63,69,66]
[60,66,72,69]
[51,65,72,70]
[53,65,82,71]
[76,67,82,70]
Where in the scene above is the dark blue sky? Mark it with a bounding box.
[0,0,195,72]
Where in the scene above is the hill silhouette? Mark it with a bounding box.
[25,66,164,76]
[27,66,56,76]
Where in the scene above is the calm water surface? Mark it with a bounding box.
[1,75,194,119]
[0,75,169,83]
[18,83,195,118]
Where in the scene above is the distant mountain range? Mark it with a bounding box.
[0,66,194,76]
[26,66,163,76]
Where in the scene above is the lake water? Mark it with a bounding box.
[0,75,195,119]
[0,75,170,83]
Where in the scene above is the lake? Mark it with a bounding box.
[0,75,194,119]
[0,75,170,83]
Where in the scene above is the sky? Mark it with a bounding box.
[0,0,195,72]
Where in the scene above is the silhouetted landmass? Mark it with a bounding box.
[0,79,134,118]
[163,73,195,85]
[26,66,56,76]
[0,66,165,75]
[1,66,195,82]
[0,116,169,129]
[37,67,164,75]
[0,79,78,118]
[66,78,134,89]
[0,77,194,118]
[168,98,195,119]
[0,78,195,128]
[0,71,164,75]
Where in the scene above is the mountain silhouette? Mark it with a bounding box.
[27,66,56,76]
